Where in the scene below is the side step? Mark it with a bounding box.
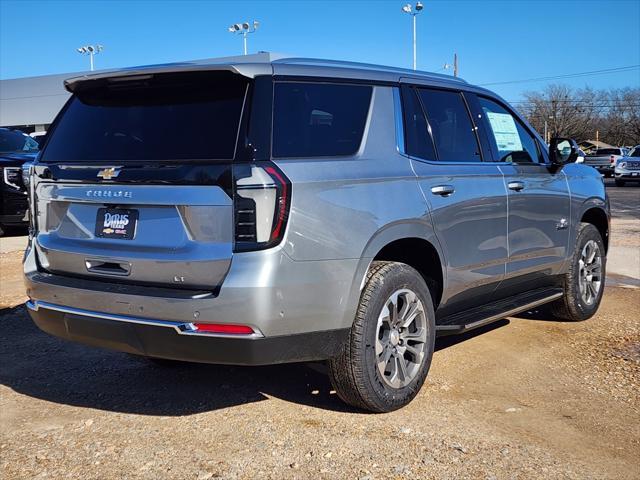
[436,287,563,336]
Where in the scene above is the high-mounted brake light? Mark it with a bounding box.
[233,161,291,252]
[193,323,254,335]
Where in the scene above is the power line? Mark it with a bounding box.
[479,65,640,87]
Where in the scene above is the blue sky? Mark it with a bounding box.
[1,0,639,101]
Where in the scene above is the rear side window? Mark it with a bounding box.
[273,82,372,158]
[595,148,621,156]
[401,87,437,160]
[417,89,481,162]
[477,97,542,163]
[41,71,248,162]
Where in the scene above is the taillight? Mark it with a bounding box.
[610,155,616,164]
[193,323,254,335]
[233,161,291,252]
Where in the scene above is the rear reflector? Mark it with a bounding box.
[193,323,254,335]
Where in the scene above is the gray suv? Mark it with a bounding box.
[24,55,609,412]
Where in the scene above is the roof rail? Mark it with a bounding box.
[273,57,467,83]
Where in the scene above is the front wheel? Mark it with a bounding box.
[549,223,606,321]
[328,261,436,412]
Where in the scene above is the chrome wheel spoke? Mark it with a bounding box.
[578,240,602,306]
[375,288,428,389]
[395,352,409,382]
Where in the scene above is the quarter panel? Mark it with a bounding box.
[274,86,428,262]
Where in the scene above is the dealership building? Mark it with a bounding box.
[0,71,78,134]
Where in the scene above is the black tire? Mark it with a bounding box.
[328,261,436,413]
[0,224,4,237]
[615,179,625,187]
[549,223,606,321]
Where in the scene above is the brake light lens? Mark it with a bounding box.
[193,323,255,335]
[610,155,616,164]
[233,161,291,252]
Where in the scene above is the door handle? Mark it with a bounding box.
[431,185,455,196]
[508,181,525,191]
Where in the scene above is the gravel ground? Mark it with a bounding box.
[0,182,638,479]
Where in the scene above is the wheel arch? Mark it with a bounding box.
[356,222,446,310]
[579,203,609,253]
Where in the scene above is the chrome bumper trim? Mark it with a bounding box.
[26,300,264,339]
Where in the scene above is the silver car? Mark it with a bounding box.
[24,55,609,412]
[614,145,640,186]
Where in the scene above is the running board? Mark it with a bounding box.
[435,287,563,336]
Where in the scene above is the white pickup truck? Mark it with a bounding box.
[584,147,627,177]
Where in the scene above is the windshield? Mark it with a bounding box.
[629,147,640,157]
[41,71,248,162]
[0,129,40,154]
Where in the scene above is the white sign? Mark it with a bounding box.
[486,112,522,152]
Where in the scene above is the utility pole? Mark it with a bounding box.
[453,53,458,77]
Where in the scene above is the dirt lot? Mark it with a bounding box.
[1,182,638,479]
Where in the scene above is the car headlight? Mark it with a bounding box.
[3,166,24,190]
[619,162,627,169]
[21,162,33,190]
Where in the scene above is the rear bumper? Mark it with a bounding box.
[614,170,640,181]
[26,300,349,365]
[23,242,367,364]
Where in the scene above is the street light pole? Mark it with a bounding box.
[77,45,104,71]
[402,2,424,70]
[229,21,259,55]
[412,14,417,70]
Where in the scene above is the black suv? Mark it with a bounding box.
[0,128,39,236]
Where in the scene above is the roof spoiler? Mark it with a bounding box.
[64,63,271,94]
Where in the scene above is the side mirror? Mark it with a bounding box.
[549,137,580,165]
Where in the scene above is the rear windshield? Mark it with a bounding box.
[41,71,248,162]
[593,148,620,155]
[273,82,372,158]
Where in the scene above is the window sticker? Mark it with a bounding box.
[485,112,522,152]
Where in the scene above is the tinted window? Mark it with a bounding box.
[595,148,621,156]
[273,83,372,158]
[478,97,542,163]
[0,129,39,154]
[401,87,436,160]
[417,89,480,162]
[41,72,248,162]
[630,147,640,157]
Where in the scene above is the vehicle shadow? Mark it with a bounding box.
[0,305,508,416]
[0,225,28,238]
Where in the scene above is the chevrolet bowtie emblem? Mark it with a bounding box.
[97,167,121,180]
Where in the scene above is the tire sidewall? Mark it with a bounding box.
[569,224,606,319]
[360,265,436,411]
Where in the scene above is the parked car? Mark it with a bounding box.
[0,128,38,236]
[583,147,626,176]
[23,57,609,412]
[614,145,640,186]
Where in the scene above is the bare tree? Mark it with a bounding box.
[519,85,640,146]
